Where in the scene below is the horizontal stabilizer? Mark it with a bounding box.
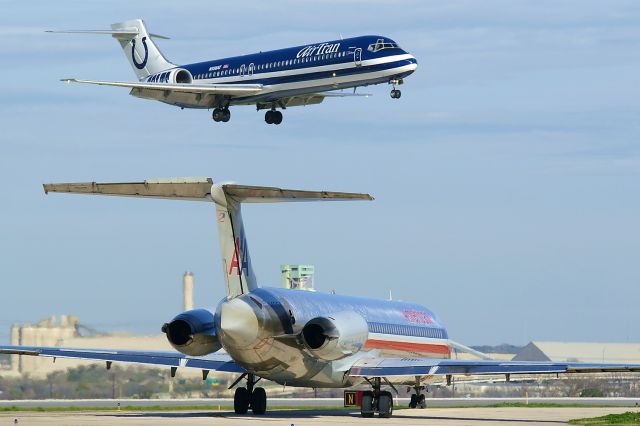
[43,178,374,203]
[46,29,170,40]
[43,178,214,202]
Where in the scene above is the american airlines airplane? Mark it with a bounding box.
[51,19,417,124]
[2,178,639,418]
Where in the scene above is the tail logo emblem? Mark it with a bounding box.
[131,36,149,69]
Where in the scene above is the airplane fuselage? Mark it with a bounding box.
[141,35,418,109]
[215,287,449,388]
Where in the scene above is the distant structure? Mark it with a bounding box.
[281,265,315,291]
[513,341,640,364]
[183,271,194,311]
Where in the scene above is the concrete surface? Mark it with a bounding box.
[2,397,640,408]
[1,407,639,426]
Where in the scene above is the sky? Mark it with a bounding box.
[0,0,638,346]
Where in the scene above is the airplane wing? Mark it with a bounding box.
[348,357,640,379]
[62,78,264,96]
[0,345,244,375]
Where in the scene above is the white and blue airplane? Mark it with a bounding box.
[50,19,417,124]
[2,178,640,417]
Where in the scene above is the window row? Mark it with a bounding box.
[368,322,446,339]
[194,51,352,80]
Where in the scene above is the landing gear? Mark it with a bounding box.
[231,373,267,415]
[389,78,403,99]
[264,110,283,125]
[408,378,427,409]
[212,107,231,122]
[360,377,394,418]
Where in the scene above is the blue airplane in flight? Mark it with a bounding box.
[51,19,418,124]
[2,178,640,418]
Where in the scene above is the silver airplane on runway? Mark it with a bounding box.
[2,178,640,418]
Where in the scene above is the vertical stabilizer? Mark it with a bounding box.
[110,19,174,80]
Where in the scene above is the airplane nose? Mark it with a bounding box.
[220,298,261,348]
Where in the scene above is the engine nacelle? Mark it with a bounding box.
[301,311,369,361]
[147,68,193,84]
[162,308,221,356]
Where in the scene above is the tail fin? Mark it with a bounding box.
[48,19,174,80]
[110,19,174,80]
[43,178,373,299]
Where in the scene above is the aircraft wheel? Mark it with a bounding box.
[222,108,231,122]
[390,89,402,99]
[418,393,426,409]
[378,391,393,418]
[409,394,418,408]
[251,387,267,415]
[360,391,374,418]
[273,111,283,125]
[265,110,274,124]
[212,108,224,122]
[234,387,249,414]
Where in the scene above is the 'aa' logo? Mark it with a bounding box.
[131,37,149,69]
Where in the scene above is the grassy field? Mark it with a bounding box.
[569,411,640,425]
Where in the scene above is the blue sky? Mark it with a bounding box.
[0,0,638,346]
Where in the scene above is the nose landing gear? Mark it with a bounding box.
[389,78,403,99]
[231,373,267,415]
[408,377,427,409]
[360,377,394,418]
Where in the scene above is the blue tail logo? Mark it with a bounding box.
[131,37,148,69]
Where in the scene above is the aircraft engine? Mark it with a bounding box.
[161,308,221,356]
[169,68,193,84]
[301,311,369,361]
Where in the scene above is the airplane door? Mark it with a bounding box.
[354,48,362,67]
[240,64,246,77]
[248,63,254,77]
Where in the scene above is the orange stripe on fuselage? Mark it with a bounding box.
[364,339,451,355]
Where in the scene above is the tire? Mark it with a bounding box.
[234,387,249,414]
[222,109,231,122]
[265,111,273,124]
[212,108,223,122]
[418,393,426,409]
[378,391,393,418]
[409,394,417,408]
[396,90,402,99]
[273,111,283,125]
[251,387,267,415]
[361,391,374,418]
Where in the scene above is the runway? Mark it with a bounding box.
[1,407,638,426]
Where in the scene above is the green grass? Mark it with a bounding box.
[569,411,640,425]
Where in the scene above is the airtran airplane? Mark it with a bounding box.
[2,178,640,418]
[50,19,417,124]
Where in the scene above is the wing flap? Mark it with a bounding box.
[62,78,263,96]
[0,345,244,373]
[348,357,640,378]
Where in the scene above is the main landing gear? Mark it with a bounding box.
[264,109,283,125]
[231,373,267,415]
[212,107,231,123]
[360,377,394,418]
[390,78,403,99]
[408,377,427,409]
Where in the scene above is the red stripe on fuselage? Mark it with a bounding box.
[365,339,451,355]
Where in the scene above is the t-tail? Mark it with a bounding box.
[48,19,174,80]
[42,178,373,299]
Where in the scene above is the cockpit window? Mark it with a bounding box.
[367,38,400,52]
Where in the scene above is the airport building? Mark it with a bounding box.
[281,264,315,291]
[513,341,640,364]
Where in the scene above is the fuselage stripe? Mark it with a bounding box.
[364,339,451,355]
